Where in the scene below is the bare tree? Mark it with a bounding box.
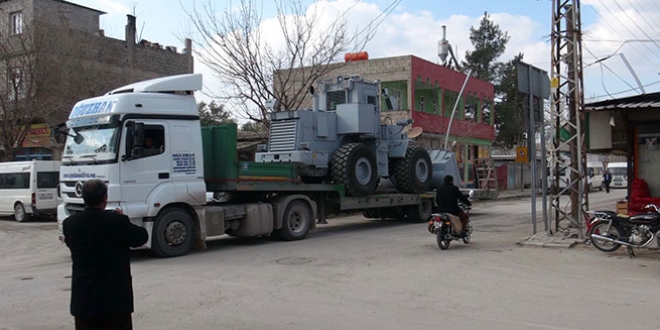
[0,9,148,161]
[187,0,374,130]
[0,13,64,161]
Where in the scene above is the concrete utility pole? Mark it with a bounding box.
[549,0,588,238]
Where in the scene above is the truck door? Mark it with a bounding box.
[120,121,170,217]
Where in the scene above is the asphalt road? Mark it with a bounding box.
[2,189,659,330]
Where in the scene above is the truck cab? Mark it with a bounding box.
[58,74,206,250]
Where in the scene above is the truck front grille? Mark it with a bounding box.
[269,120,297,151]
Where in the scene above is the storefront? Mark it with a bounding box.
[0,123,58,161]
[586,93,660,213]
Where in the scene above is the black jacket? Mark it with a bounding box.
[436,183,471,215]
[63,207,148,317]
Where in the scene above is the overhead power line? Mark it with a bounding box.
[625,0,660,36]
[588,2,660,64]
[611,1,660,51]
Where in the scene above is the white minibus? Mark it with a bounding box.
[0,160,60,221]
[606,162,628,188]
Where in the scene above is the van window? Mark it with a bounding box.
[592,167,603,175]
[609,167,627,175]
[37,171,59,188]
[0,173,30,189]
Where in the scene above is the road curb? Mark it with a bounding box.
[518,233,584,249]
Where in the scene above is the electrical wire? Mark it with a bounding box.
[356,0,402,37]
[588,2,659,64]
[612,1,660,51]
[585,80,660,101]
[646,0,660,16]
[626,0,660,35]
[598,63,616,100]
[583,44,641,98]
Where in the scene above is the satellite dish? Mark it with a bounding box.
[408,126,423,139]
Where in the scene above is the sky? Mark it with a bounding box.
[66,0,660,105]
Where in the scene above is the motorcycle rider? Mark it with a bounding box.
[436,175,472,237]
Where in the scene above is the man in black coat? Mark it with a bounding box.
[63,179,148,330]
[436,175,472,236]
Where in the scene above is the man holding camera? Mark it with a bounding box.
[63,179,148,330]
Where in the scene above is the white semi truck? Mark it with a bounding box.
[57,74,435,257]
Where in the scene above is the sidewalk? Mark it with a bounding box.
[496,188,533,200]
[493,188,585,249]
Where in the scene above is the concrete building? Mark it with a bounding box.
[281,54,496,193]
[0,0,193,160]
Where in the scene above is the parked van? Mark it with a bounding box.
[587,161,605,191]
[606,162,627,188]
[547,161,604,192]
[0,160,60,221]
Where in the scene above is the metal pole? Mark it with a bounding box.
[520,163,523,192]
[444,69,472,150]
[540,106,549,232]
[528,70,537,235]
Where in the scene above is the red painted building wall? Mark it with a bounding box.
[409,56,495,141]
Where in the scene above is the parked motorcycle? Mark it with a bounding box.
[589,204,660,257]
[428,213,473,250]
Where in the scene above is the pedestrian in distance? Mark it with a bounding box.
[603,169,612,193]
[63,179,148,330]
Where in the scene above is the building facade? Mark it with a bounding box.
[0,0,194,160]
[586,93,660,197]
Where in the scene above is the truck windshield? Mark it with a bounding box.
[63,123,121,162]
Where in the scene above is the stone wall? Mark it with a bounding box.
[33,0,100,33]
[0,0,195,158]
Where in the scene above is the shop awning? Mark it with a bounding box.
[585,92,660,111]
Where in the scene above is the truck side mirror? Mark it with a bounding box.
[124,122,144,161]
[73,130,84,145]
[124,122,134,161]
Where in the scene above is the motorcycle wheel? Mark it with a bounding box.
[436,229,450,250]
[462,234,471,244]
[589,222,623,253]
[463,222,473,243]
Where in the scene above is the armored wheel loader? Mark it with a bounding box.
[255,76,432,197]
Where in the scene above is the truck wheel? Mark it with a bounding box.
[14,203,28,222]
[152,208,194,257]
[391,145,432,193]
[332,143,378,197]
[276,200,312,241]
[405,198,433,223]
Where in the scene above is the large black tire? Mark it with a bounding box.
[152,208,195,258]
[14,203,28,222]
[436,229,450,250]
[405,198,433,223]
[332,143,378,197]
[276,200,312,241]
[391,145,432,193]
[589,222,623,253]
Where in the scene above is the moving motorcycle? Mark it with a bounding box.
[458,190,474,214]
[589,204,660,257]
[428,213,473,250]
